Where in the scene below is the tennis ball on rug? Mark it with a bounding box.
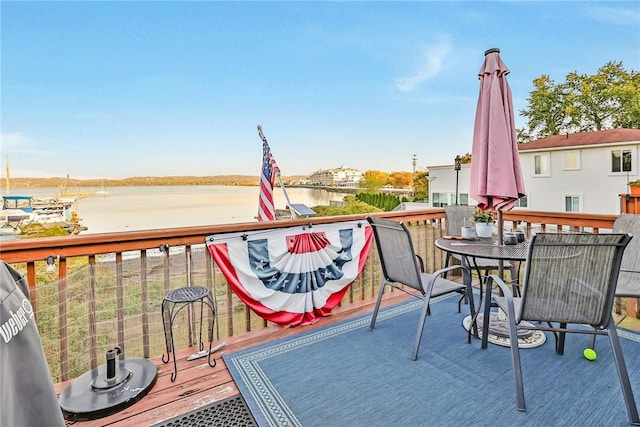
[583,348,597,361]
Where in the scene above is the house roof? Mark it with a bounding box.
[518,128,640,151]
[392,202,431,211]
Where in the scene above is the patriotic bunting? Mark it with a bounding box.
[206,221,373,327]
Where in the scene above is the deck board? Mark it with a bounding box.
[54,292,411,426]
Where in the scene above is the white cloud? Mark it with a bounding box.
[0,132,51,159]
[0,132,32,150]
[395,39,452,93]
[583,5,640,26]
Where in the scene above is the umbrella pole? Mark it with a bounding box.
[498,210,504,279]
[497,209,506,321]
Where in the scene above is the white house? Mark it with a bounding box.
[428,128,640,214]
[428,163,474,208]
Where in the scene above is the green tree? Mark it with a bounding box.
[312,196,381,216]
[355,192,401,211]
[413,170,430,201]
[519,61,640,141]
[518,75,568,141]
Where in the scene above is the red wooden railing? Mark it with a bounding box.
[0,209,622,383]
[621,194,640,215]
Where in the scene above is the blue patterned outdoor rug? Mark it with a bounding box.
[225,295,640,427]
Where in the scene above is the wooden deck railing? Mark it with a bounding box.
[0,209,621,383]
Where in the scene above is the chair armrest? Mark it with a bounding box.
[481,274,517,349]
[485,274,517,319]
[486,274,513,298]
[430,264,471,280]
[425,265,473,296]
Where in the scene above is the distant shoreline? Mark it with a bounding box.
[4,175,309,188]
[3,178,362,195]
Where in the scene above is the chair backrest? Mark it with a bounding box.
[366,217,423,293]
[519,233,632,327]
[444,205,475,236]
[613,213,640,273]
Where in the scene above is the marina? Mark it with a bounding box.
[1,194,86,237]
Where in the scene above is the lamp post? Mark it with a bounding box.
[412,154,417,197]
[454,155,461,205]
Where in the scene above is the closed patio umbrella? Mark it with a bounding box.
[470,48,525,245]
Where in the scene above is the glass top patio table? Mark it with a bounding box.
[435,236,546,349]
[435,237,528,262]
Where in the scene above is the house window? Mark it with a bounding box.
[565,195,581,212]
[563,151,580,170]
[534,153,550,176]
[515,195,528,208]
[431,193,449,207]
[611,149,632,173]
[432,193,469,207]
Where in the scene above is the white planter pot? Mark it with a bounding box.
[475,222,494,238]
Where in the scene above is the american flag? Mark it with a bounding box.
[257,136,280,221]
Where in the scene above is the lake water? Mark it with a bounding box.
[3,186,351,235]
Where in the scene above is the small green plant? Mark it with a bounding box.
[471,208,495,224]
[629,179,640,186]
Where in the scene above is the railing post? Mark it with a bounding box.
[88,256,97,369]
[116,252,125,356]
[186,247,195,346]
[58,257,69,381]
[26,261,37,320]
[226,284,233,337]
[163,247,170,294]
[141,251,149,358]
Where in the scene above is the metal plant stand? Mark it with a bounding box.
[162,286,216,382]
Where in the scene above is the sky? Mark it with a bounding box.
[1,1,639,180]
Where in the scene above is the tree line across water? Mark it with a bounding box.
[6,175,309,188]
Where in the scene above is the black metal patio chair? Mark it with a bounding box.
[480,232,639,425]
[366,216,477,361]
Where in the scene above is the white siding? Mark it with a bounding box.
[428,164,473,206]
[428,142,640,215]
[520,144,638,214]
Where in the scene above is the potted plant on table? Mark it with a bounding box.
[629,179,640,196]
[471,208,495,238]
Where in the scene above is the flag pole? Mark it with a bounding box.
[276,171,296,220]
[257,125,297,219]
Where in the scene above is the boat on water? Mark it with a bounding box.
[56,174,94,199]
[95,179,109,196]
[1,195,88,236]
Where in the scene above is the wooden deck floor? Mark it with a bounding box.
[54,287,640,427]
[54,292,412,427]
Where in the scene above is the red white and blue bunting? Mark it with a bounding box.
[206,221,373,327]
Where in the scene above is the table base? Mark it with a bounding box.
[463,314,546,349]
